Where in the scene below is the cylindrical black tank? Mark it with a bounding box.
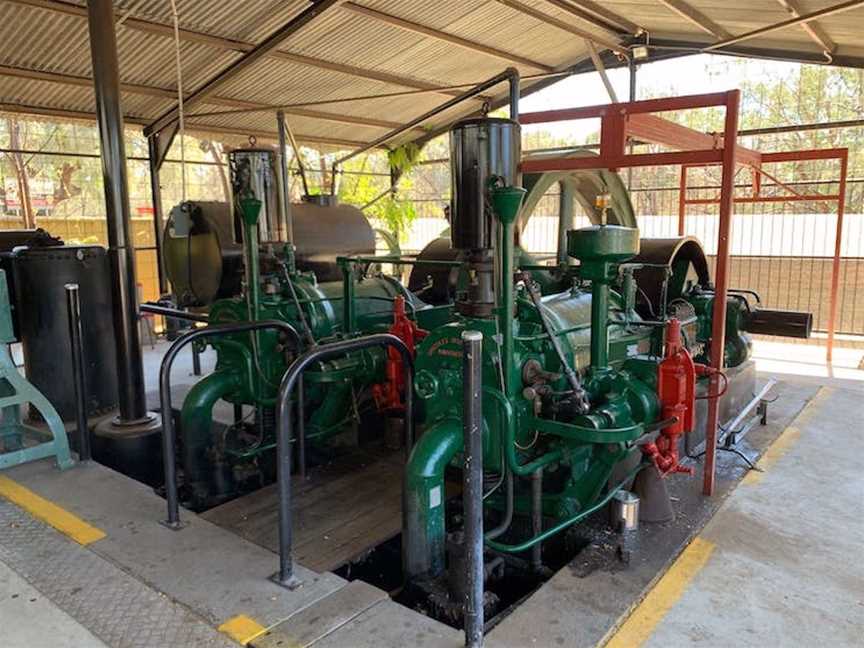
[450,118,521,250]
[745,308,813,339]
[0,228,64,338]
[12,246,118,421]
[163,199,376,307]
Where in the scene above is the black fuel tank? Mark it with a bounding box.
[12,246,119,421]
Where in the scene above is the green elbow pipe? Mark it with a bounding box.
[403,418,463,579]
[180,371,243,489]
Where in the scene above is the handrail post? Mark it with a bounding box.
[65,283,90,462]
[462,330,484,648]
[158,320,301,530]
[272,333,413,588]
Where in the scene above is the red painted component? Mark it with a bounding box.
[643,319,697,477]
[520,89,848,494]
[372,295,427,412]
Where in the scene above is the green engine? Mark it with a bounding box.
[398,117,810,621]
[166,121,810,617]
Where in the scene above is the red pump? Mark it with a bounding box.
[372,295,427,412]
[643,318,696,476]
[642,318,726,476]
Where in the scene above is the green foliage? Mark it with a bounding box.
[388,142,421,174]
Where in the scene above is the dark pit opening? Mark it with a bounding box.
[334,500,613,631]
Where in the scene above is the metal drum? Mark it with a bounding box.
[164,199,375,306]
[12,246,118,421]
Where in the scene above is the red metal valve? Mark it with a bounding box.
[372,295,427,412]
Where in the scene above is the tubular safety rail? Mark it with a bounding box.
[158,320,302,529]
[271,333,414,588]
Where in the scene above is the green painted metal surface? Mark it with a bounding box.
[0,270,72,471]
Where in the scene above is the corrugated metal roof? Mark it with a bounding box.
[1,0,864,152]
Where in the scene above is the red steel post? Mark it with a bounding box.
[826,151,848,363]
[677,165,688,236]
[703,90,740,496]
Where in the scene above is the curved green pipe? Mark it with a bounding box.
[483,387,563,476]
[403,418,463,579]
[485,462,647,553]
[180,371,243,490]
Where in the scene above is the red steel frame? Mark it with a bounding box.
[677,148,848,364]
[520,90,848,496]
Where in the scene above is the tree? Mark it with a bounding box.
[6,117,35,228]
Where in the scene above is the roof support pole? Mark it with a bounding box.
[147,135,168,294]
[627,56,636,188]
[87,0,156,427]
[585,39,618,102]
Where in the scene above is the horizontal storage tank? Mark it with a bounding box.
[163,199,376,307]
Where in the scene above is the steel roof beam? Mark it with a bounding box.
[704,0,864,52]
[656,0,732,39]
[3,1,481,108]
[0,101,371,148]
[643,36,864,68]
[774,0,837,56]
[492,0,625,53]
[0,64,414,131]
[546,0,642,36]
[340,2,555,72]
[145,0,345,137]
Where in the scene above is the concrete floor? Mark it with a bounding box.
[1,337,862,647]
[616,385,863,647]
[0,561,108,648]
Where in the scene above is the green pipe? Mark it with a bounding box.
[246,221,261,320]
[343,256,463,267]
[491,184,525,398]
[590,280,610,370]
[483,387,563,477]
[515,321,592,342]
[500,218,516,396]
[180,371,244,489]
[340,262,356,334]
[485,462,647,553]
[403,418,463,578]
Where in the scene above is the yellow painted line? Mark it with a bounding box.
[0,475,105,545]
[218,615,267,645]
[742,425,801,485]
[743,385,830,485]
[603,537,716,648]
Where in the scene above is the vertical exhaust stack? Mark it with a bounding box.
[449,118,521,318]
[228,149,281,246]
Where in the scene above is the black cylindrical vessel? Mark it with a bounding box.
[449,118,521,251]
[12,246,119,421]
[745,308,813,339]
